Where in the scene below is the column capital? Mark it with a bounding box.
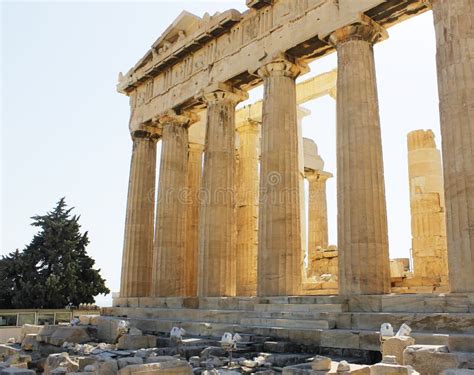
[257,54,308,79]
[202,83,248,105]
[131,129,159,141]
[236,119,260,134]
[188,142,205,152]
[328,15,388,47]
[157,109,199,128]
[305,169,333,182]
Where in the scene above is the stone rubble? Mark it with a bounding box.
[0,316,472,374]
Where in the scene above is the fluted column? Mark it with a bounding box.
[198,87,248,297]
[430,0,474,292]
[329,17,391,295]
[236,120,260,296]
[307,170,332,252]
[120,130,158,298]
[407,130,448,284]
[152,112,192,297]
[184,142,204,297]
[257,57,305,296]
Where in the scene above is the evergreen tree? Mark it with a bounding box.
[0,198,109,308]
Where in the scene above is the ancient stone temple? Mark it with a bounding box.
[108,0,474,367]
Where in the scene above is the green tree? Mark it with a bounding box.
[0,198,109,308]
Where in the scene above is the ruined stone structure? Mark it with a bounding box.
[106,2,474,365]
[407,129,448,287]
[116,0,473,305]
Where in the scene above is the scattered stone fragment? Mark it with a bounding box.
[21,335,39,352]
[116,335,156,350]
[44,353,79,375]
[118,359,192,375]
[20,325,43,342]
[371,361,420,375]
[0,346,20,360]
[95,359,118,375]
[337,361,351,372]
[189,356,200,367]
[50,367,68,375]
[49,327,92,347]
[0,368,35,375]
[117,357,143,369]
[200,347,226,359]
[311,355,331,371]
[382,336,415,365]
[403,345,459,375]
[83,365,96,372]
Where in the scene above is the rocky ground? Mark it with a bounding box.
[0,316,463,374]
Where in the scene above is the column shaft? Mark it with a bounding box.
[330,19,391,295]
[308,172,331,251]
[431,0,474,292]
[407,130,448,283]
[236,121,260,296]
[257,58,304,296]
[184,143,204,297]
[152,114,190,297]
[198,88,247,297]
[120,130,157,298]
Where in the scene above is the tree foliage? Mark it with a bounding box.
[0,198,109,309]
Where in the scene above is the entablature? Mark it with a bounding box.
[119,0,430,132]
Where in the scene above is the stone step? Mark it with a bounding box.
[104,307,474,334]
[258,311,338,320]
[100,316,474,353]
[254,303,347,313]
[240,317,335,329]
[347,294,474,314]
[347,312,474,334]
[103,306,256,324]
[258,296,348,305]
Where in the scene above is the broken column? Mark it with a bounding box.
[407,129,448,285]
[257,56,306,296]
[235,120,260,296]
[329,17,391,295]
[307,170,332,252]
[430,0,474,292]
[120,129,158,298]
[152,112,193,297]
[198,86,248,297]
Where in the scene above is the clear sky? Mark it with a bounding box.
[2,1,441,306]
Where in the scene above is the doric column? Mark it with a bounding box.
[307,170,332,252]
[184,142,204,297]
[297,108,310,276]
[329,17,391,295]
[235,120,260,296]
[120,130,158,298]
[152,111,193,297]
[257,56,306,296]
[198,86,248,297]
[407,130,448,284]
[430,0,474,292]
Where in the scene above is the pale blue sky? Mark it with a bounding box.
[2,1,440,306]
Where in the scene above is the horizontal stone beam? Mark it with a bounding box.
[121,0,429,132]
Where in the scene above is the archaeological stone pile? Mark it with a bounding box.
[1,315,471,375]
